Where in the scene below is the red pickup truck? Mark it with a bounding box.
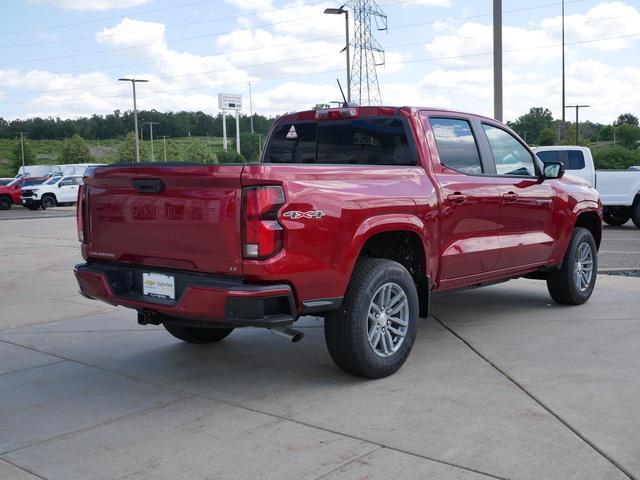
[75,106,602,378]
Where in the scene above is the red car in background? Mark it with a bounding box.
[0,177,48,210]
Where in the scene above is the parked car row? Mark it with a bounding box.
[0,175,84,210]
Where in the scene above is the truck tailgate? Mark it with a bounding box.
[85,164,244,275]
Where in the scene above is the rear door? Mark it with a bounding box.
[422,114,502,279]
[479,123,557,268]
[85,164,244,275]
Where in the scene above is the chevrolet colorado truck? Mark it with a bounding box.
[75,106,602,378]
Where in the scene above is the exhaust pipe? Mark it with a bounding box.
[270,326,304,343]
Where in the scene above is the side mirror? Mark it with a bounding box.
[542,161,564,180]
[59,183,63,188]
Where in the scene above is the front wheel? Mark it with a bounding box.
[546,227,597,305]
[163,323,234,344]
[324,258,418,379]
[0,196,11,210]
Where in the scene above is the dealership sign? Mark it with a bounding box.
[218,93,242,110]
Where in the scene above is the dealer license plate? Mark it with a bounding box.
[142,272,175,300]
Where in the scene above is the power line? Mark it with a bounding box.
[0,0,589,65]
[3,30,638,107]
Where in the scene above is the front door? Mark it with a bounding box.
[58,177,80,203]
[423,115,502,280]
[479,123,557,269]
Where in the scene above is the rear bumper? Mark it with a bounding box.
[74,262,296,327]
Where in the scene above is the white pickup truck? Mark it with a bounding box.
[534,146,640,228]
[20,175,84,210]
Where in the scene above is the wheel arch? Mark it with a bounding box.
[344,215,430,315]
[575,209,602,249]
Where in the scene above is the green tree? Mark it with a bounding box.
[615,124,640,148]
[184,141,217,163]
[117,132,149,162]
[239,132,260,162]
[10,138,36,173]
[593,146,640,169]
[507,107,554,144]
[616,113,639,127]
[217,150,246,163]
[599,125,613,141]
[537,128,556,146]
[59,134,93,164]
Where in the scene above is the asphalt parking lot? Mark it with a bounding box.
[1,215,639,479]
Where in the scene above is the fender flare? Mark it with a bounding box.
[339,214,430,295]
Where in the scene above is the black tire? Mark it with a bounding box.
[41,194,56,209]
[163,323,234,344]
[546,227,597,305]
[0,196,11,210]
[632,199,640,229]
[324,258,418,379]
[603,206,630,226]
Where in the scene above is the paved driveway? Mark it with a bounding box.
[0,217,638,479]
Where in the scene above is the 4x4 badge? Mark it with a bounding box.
[283,210,325,219]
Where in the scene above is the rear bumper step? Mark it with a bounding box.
[74,262,296,327]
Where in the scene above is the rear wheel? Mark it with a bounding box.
[603,206,630,226]
[632,199,640,229]
[163,324,234,344]
[0,196,11,210]
[41,194,56,209]
[546,227,597,305]
[324,258,418,379]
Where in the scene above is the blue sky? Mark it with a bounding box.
[0,0,638,123]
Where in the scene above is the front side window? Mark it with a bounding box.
[482,124,536,176]
[429,117,482,175]
[264,117,414,166]
[45,176,62,185]
[59,177,74,186]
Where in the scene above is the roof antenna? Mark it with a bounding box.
[336,79,348,107]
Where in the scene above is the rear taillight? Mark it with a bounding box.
[76,184,87,243]
[315,107,359,119]
[242,186,285,259]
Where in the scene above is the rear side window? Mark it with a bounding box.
[264,117,414,166]
[566,150,585,170]
[429,117,482,175]
[482,124,536,176]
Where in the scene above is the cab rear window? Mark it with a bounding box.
[264,117,415,165]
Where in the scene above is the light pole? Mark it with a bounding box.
[118,78,149,162]
[19,132,27,174]
[144,121,160,161]
[160,135,171,162]
[493,0,502,122]
[562,0,566,125]
[324,6,350,103]
[248,81,254,134]
[566,105,590,144]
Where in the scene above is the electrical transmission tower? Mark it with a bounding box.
[346,0,387,106]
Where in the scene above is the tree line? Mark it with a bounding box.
[0,110,274,140]
[508,109,640,169]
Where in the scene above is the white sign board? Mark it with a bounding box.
[218,93,242,110]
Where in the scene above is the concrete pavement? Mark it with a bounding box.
[0,216,639,479]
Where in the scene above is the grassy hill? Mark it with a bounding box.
[0,136,226,177]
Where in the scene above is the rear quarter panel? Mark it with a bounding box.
[241,163,438,306]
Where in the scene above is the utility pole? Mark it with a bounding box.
[118,78,149,162]
[143,121,159,161]
[235,110,241,155]
[248,82,254,133]
[160,135,170,162]
[19,132,27,174]
[561,0,566,124]
[566,105,589,144]
[493,0,502,121]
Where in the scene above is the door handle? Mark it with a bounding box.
[447,193,467,204]
[502,192,518,202]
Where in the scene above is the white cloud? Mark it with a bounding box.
[541,1,640,51]
[30,0,151,11]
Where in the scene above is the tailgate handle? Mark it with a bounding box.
[132,179,164,193]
